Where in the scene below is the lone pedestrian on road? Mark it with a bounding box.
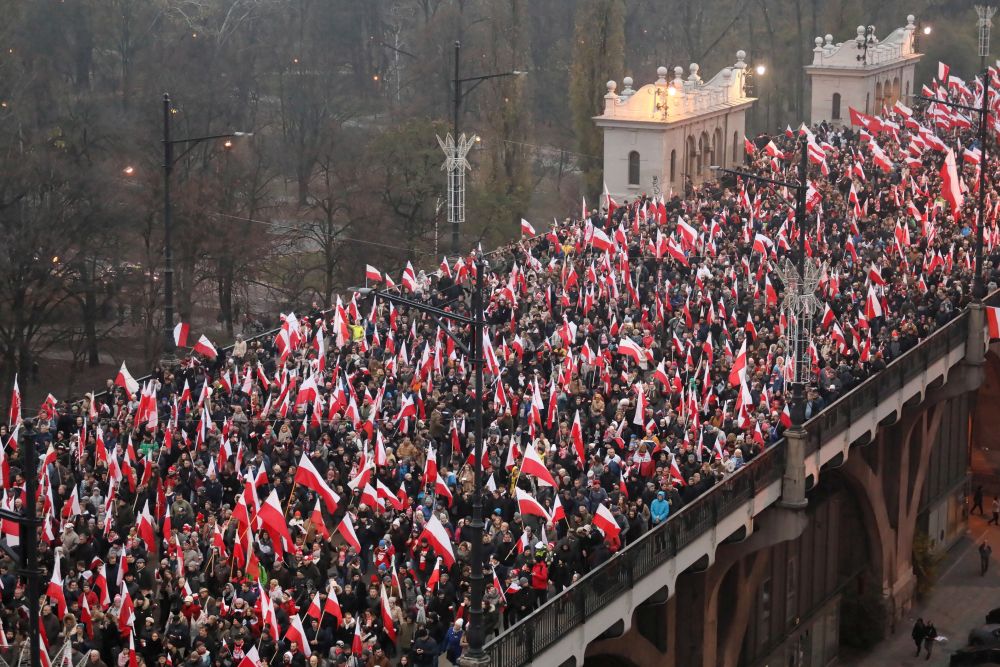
[923,620,937,660]
[990,496,1000,526]
[973,485,985,515]
[981,541,993,576]
[911,618,926,656]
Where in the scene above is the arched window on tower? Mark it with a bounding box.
[832,93,841,120]
[670,149,677,183]
[628,150,640,185]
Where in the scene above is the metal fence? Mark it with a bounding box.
[484,301,979,667]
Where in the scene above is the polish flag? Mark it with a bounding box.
[520,443,557,487]
[257,490,292,556]
[172,322,190,348]
[603,182,618,217]
[419,514,456,566]
[294,452,340,513]
[728,338,747,387]
[940,148,964,219]
[520,218,537,237]
[592,503,621,540]
[46,549,67,616]
[324,582,344,627]
[426,558,442,594]
[591,228,615,253]
[868,263,886,286]
[284,614,311,656]
[193,335,218,360]
[8,375,19,427]
[551,494,567,523]
[115,362,140,399]
[365,265,383,283]
[309,498,329,540]
[987,306,1000,339]
[515,487,549,519]
[865,285,884,320]
[352,618,363,655]
[938,62,950,84]
[337,513,362,552]
[571,410,586,463]
[401,261,418,292]
[380,584,397,644]
[136,501,157,553]
[617,337,645,364]
[422,443,438,485]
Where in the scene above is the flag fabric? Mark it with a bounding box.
[940,148,964,219]
[418,514,456,567]
[592,503,621,540]
[520,219,536,237]
[193,335,218,360]
[987,306,1000,339]
[115,363,140,399]
[172,322,190,348]
[294,453,341,513]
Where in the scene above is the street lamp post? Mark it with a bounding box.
[360,259,490,664]
[712,137,815,508]
[160,92,251,365]
[445,42,525,256]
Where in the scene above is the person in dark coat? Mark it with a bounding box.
[911,618,925,657]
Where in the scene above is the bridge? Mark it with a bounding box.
[483,298,993,667]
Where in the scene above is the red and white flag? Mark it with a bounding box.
[520,443,557,487]
[294,453,341,513]
[173,322,190,348]
[284,614,311,656]
[193,335,218,360]
[115,363,140,399]
[515,487,549,519]
[418,514,456,567]
[365,265,383,283]
[940,148,964,219]
[520,218,536,237]
[987,306,1000,340]
[592,503,621,540]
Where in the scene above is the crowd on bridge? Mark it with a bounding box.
[0,62,996,667]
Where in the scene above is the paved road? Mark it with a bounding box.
[852,514,1000,666]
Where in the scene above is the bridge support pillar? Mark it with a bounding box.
[968,301,986,366]
[778,425,809,509]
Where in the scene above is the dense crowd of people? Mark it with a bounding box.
[0,65,996,667]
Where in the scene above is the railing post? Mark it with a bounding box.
[778,425,809,509]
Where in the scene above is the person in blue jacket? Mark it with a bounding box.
[650,491,670,524]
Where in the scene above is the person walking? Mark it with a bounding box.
[923,620,937,660]
[990,496,1000,526]
[911,618,926,657]
[981,541,993,576]
[973,485,985,515]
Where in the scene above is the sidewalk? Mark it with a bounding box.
[852,514,1000,666]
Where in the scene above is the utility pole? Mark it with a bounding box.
[712,137,818,508]
[361,259,490,665]
[440,42,525,256]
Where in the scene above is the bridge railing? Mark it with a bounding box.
[485,302,979,667]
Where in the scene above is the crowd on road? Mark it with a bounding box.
[0,64,996,667]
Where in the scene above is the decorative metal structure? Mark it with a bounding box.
[437,132,476,256]
[977,5,996,69]
[774,256,824,388]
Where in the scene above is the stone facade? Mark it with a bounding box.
[594,53,756,203]
[806,15,923,126]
